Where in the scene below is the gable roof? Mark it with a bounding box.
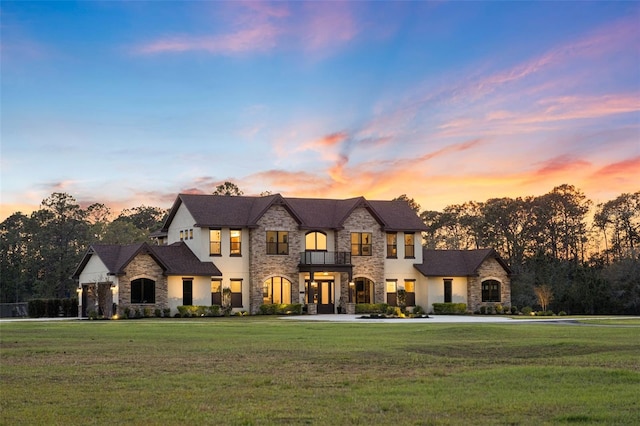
[72,242,221,279]
[414,248,512,277]
[159,194,427,232]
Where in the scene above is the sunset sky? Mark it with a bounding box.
[1,1,639,220]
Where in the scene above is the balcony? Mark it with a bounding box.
[299,251,352,266]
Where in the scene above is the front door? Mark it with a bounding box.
[307,280,335,314]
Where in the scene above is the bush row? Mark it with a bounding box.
[176,305,223,317]
[258,303,303,315]
[28,298,78,318]
[432,303,468,314]
[355,303,389,314]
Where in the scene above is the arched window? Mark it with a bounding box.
[352,277,374,304]
[263,277,292,304]
[305,231,327,251]
[131,278,155,304]
[482,280,501,302]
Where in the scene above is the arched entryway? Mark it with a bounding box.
[352,277,374,304]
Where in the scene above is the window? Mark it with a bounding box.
[444,279,452,303]
[404,233,415,258]
[179,230,184,241]
[189,229,193,240]
[305,231,327,251]
[131,278,155,304]
[230,230,242,256]
[351,232,372,256]
[386,280,397,306]
[211,279,222,305]
[354,277,374,303]
[183,279,193,306]
[404,280,416,307]
[263,277,292,304]
[482,280,501,302]
[209,229,221,255]
[386,233,397,258]
[230,279,243,307]
[266,231,289,255]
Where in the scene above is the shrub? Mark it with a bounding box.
[413,305,425,315]
[355,303,388,314]
[208,305,221,317]
[163,308,171,318]
[479,306,487,315]
[259,304,303,315]
[521,306,533,316]
[510,306,518,315]
[494,304,504,314]
[143,307,153,318]
[386,306,404,317]
[154,308,162,318]
[432,303,467,315]
[123,306,131,319]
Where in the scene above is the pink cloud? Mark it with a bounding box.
[298,1,358,52]
[136,23,280,55]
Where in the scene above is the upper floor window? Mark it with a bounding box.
[230,230,242,256]
[305,231,327,251]
[386,233,397,258]
[210,229,221,256]
[267,231,289,255]
[351,232,372,256]
[404,233,415,258]
[131,278,155,304]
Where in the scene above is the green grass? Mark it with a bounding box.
[1,318,639,425]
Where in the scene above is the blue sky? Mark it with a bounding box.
[1,1,639,219]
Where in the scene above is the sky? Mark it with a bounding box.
[1,1,639,220]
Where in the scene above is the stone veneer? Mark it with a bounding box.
[118,253,168,315]
[467,257,511,312]
[338,207,385,303]
[249,205,302,314]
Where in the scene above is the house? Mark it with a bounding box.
[73,193,511,317]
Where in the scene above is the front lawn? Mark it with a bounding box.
[1,317,639,425]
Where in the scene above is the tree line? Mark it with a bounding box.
[1,184,638,314]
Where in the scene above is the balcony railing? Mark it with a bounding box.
[299,251,352,266]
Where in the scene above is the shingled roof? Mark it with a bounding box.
[414,248,511,277]
[160,193,427,232]
[72,242,221,279]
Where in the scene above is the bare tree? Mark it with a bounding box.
[534,284,554,312]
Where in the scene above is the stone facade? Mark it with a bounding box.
[338,207,385,303]
[249,205,302,314]
[118,253,168,315]
[467,257,511,312]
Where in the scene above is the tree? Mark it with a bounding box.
[534,284,554,312]
[393,194,421,214]
[0,213,31,302]
[32,193,90,298]
[594,192,640,262]
[213,181,244,196]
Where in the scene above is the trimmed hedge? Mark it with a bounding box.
[259,304,303,315]
[177,305,222,317]
[355,303,389,314]
[432,303,467,315]
[28,298,78,318]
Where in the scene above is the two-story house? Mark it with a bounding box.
[73,193,511,317]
